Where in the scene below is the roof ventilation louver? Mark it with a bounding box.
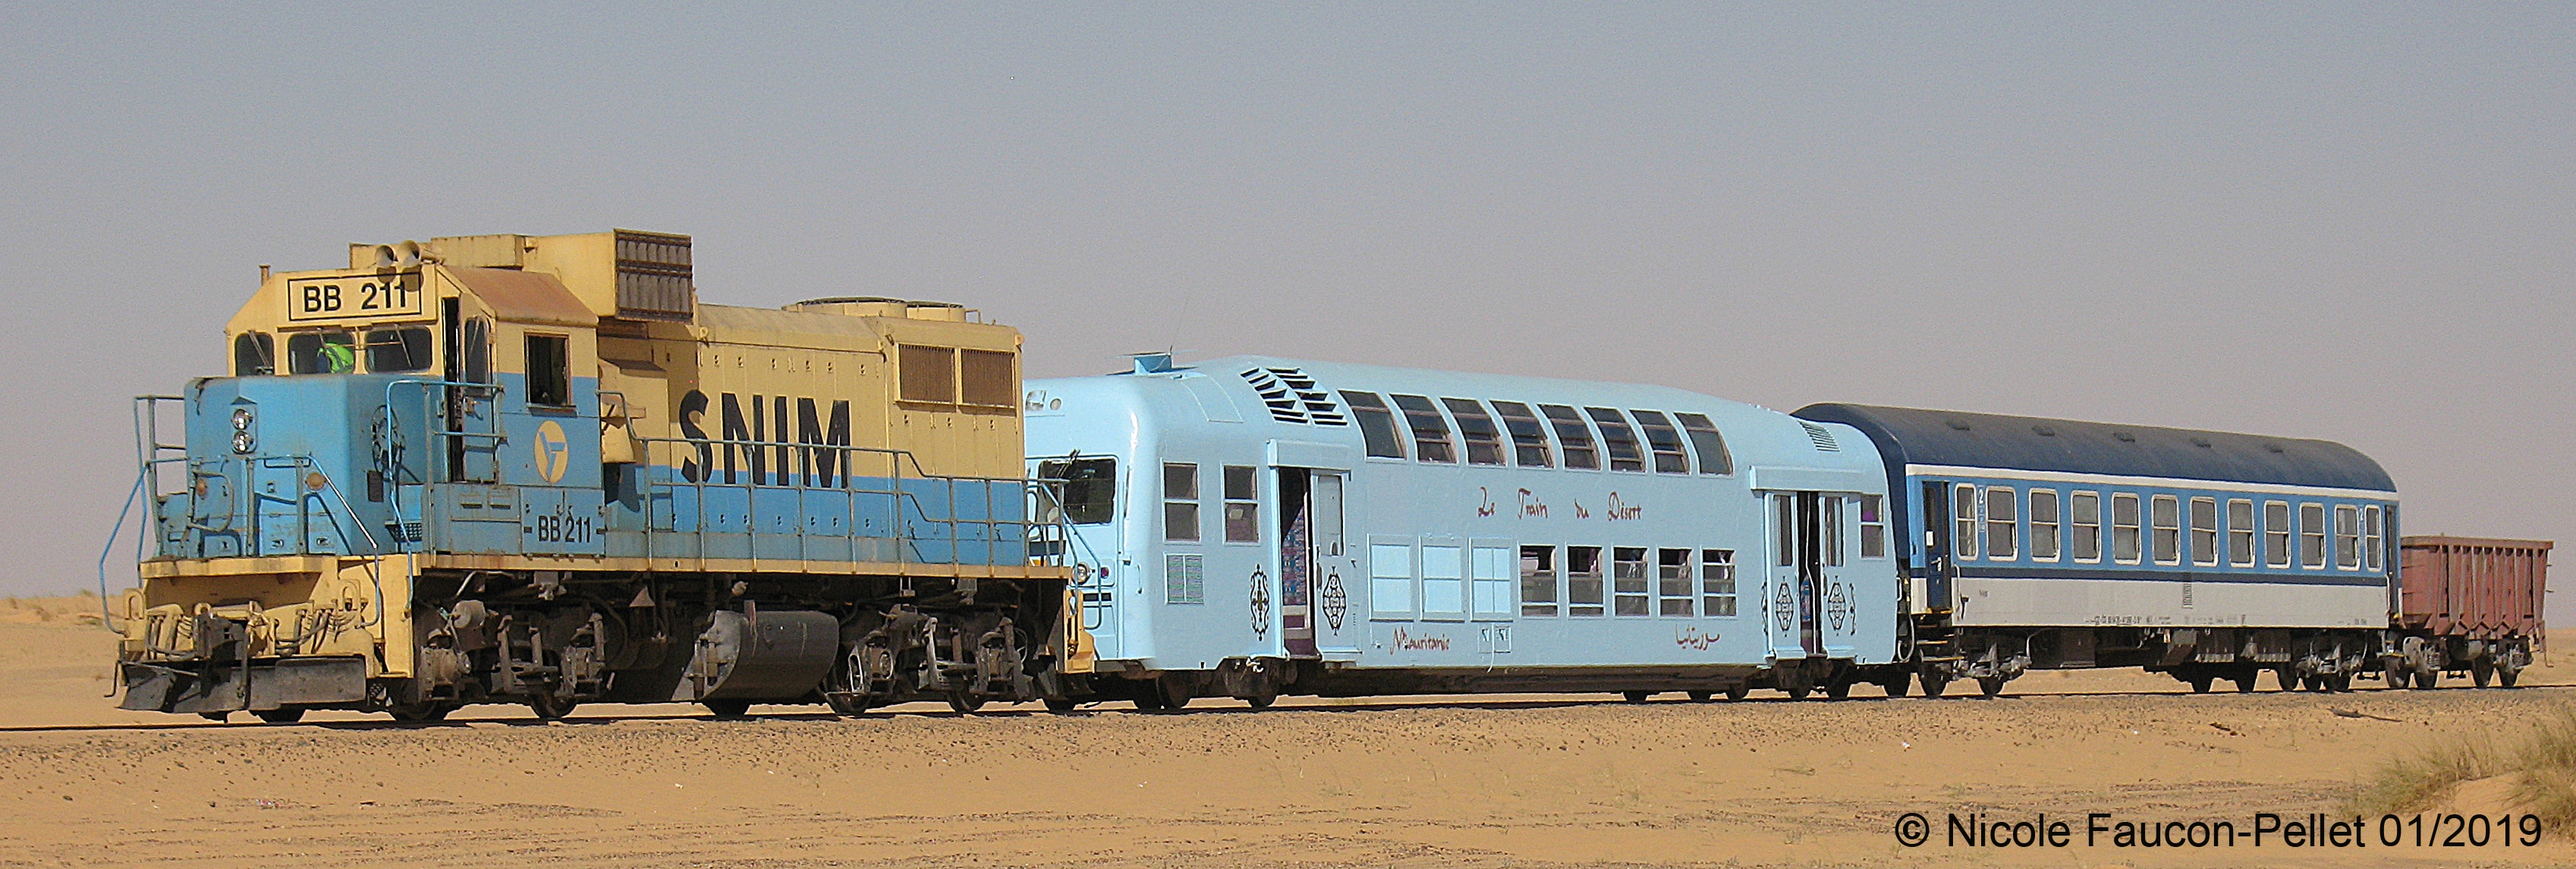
[1798,421,1841,452]
[1238,367,1348,427]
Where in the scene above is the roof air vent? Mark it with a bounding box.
[2030,425,2055,436]
[1238,367,1348,427]
[2112,431,2137,442]
[2190,436,2213,448]
[2263,442,2286,454]
[1946,419,1973,431]
[1798,421,1842,452]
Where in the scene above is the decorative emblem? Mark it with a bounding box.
[531,420,571,483]
[1249,566,1271,638]
[1774,582,1795,632]
[1825,581,1854,632]
[1320,570,1348,631]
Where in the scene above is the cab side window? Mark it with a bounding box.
[525,334,571,407]
[232,332,275,376]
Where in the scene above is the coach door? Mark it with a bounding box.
[1919,480,1957,612]
[1275,468,1354,658]
[1768,492,1827,658]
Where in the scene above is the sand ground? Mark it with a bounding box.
[1,595,2568,868]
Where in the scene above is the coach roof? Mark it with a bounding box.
[1792,403,2395,493]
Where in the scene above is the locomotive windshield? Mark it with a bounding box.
[1037,457,1117,524]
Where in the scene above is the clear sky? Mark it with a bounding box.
[3,4,2568,623]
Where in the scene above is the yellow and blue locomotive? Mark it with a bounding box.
[116,230,1074,721]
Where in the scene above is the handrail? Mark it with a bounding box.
[625,434,1070,569]
[377,378,505,555]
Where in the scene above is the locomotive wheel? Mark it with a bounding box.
[945,691,988,714]
[2411,668,2439,690]
[2188,674,2214,694]
[1977,676,2005,698]
[703,698,753,719]
[2471,661,2493,688]
[2273,667,2298,691]
[527,693,577,721]
[1041,697,1078,713]
[1880,672,1912,697]
[1724,685,1750,701]
[826,693,875,716]
[2301,674,2324,692]
[198,711,231,723]
[1621,691,1653,704]
[388,702,451,723]
[2330,672,2352,693]
[2232,670,2258,693]
[255,708,307,724]
[1686,691,1714,703]
[1919,675,1949,699]
[1823,681,1851,701]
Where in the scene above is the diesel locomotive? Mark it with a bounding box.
[114,230,1075,722]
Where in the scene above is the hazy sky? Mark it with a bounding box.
[3,5,2568,622]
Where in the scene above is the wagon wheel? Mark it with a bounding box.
[1822,681,1851,701]
[945,691,987,715]
[1918,674,1949,699]
[2383,660,2411,690]
[2231,669,2258,693]
[2410,667,2439,690]
[1621,691,1653,704]
[1782,683,1813,701]
[1879,671,1912,698]
[1686,691,1714,703]
[2329,672,2352,693]
[2188,673,2214,694]
[1724,685,1750,702]
[1041,696,1079,713]
[2498,666,2520,688]
[2471,660,2493,688]
[2273,667,2299,691]
[703,698,753,719]
[388,702,451,723]
[527,691,577,721]
[1976,676,2005,698]
[255,708,306,724]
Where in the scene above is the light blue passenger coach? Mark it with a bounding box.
[1027,354,1895,707]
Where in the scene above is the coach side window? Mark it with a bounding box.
[1223,466,1259,543]
[2227,499,2256,566]
[1566,546,1606,616]
[1587,408,1647,472]
[1700,549,1738,616]
[1540,405,1600,470]
[2265,501,2292,567]
[2149,495,2181,565]
[1521,546,1558,616]
[2070,491,2101,562]
[1631,411,1691,474]
[1672,413,1735,475]
[1983,487,2017,559]
[2027,490,2059,561]
[1162,463,1200,543]
[1389,394,1456,464]
[1442,398,1506,466]
[2111,493,2143,564]
[1952,484,1979,559]
[2299,503,2327,568]
[1492,401,1554,468]
[1370,540,1414,617]
[1341,392,1407,459]
[2334,505,2361,569]
[233,332,275,376]
[2363,505,2386,571]
[1860,495,1888,560]
[1612,547,1650,615]
[2190,497,2219,566]
[1658,548,1694,616]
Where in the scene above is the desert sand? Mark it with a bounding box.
[1,595,2567,868]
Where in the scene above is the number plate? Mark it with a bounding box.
[284,272,426,323]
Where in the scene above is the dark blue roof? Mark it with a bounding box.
[1792,404,2395,493]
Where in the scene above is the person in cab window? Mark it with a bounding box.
[320,339,357,373]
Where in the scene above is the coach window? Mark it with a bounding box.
[1673,412,1735,475]
[1632,411,1691,474]
[1162,463,1200,543]
[1520,546,1558,616]
[232,332,275,376]
[1341,392,1407,460]
[1983,487,2017,560]
[1471,544,1514,620]
[1036,458,1117,524]
[2363,505,2386,571]
[1952,483,1980,560]
[1824,496,1848,566]
[2150,495,2181,565]
[1587,408,1647,472]
[2265,501,2293,568]
[2027,490,2059,561]
[525,334,571,407]
[1612,547,1650,616]
[2227,499,2256,566]
[1492,401,1554,468]
[1700,549,1738,616]
[1443,398,1506,466]
[1421,543,1465,619]
[1658,548,1694,616]
[1389,394,1456,464]
[2334,505,2361,569]
[1540,405,1600,470]
[1222,466,1259,543]
[1567,546,1606,616]
[1370,540,1414,618]
[1860,495,1888,560]
[2299,503,2327,568]
[2070,491,2101,562]
[366,327,432,373]
[285,329,356,374]
[2111,493,2143,564]
[2190,497,2220,566]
